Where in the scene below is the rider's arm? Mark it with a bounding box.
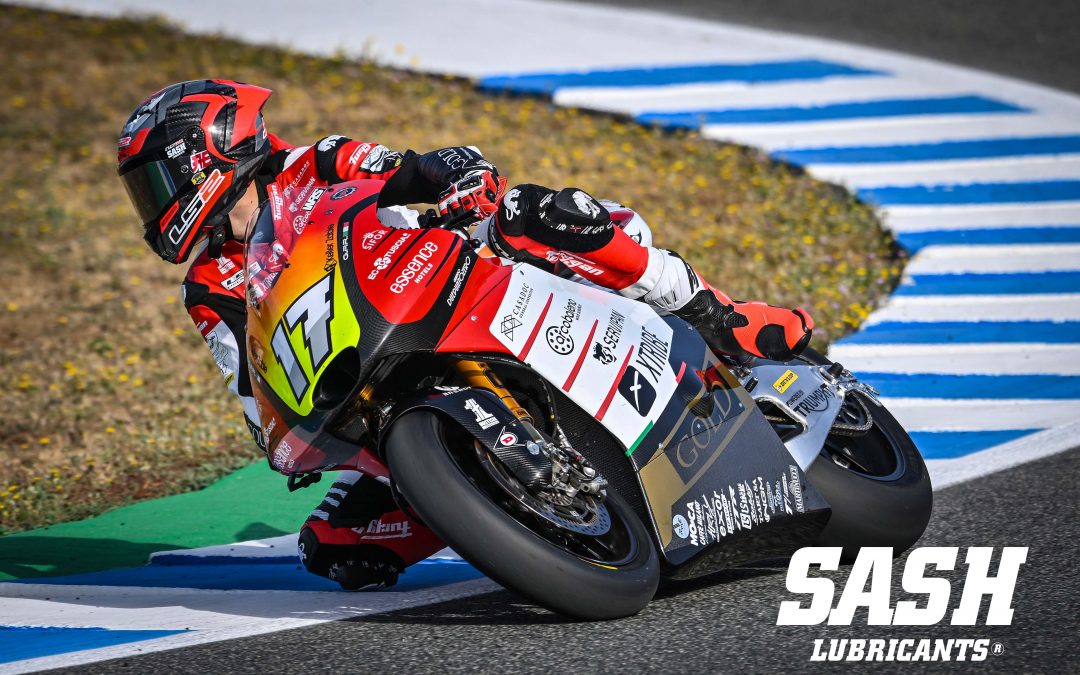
[182,269,265,452]
[308,135,495,208]
[377,146,496,207]
[310,136,406,185]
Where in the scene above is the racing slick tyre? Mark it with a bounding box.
[385,411,659,620]
[800,349,933,560]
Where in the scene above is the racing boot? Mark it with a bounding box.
[672,286,814,362]
[631,247,813,361]
[298,522,406,590]
[298,472,445,590]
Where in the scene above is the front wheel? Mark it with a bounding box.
[385,411,659,620]
[800,349,933,558]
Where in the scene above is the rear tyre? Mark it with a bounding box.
[800,349,933,559]
[385,411,659,620]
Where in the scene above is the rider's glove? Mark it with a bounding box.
[437,169,507,224]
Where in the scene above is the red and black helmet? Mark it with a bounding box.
[117,79,272,264]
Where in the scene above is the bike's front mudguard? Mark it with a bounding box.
[380,387,555,491]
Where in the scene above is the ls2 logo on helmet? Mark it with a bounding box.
[169,169,224,246]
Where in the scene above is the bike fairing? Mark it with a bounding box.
[244,178,833,578]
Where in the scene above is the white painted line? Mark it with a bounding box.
[828,342,1080,375]
[927,420,1080,489]
[809,155,1080,189]
[864,293,1080,323]
[0,578,500,674]
[884,202,1080,232]
[148,536,464,563]
[147,534,298,561]
[704,115,1080,151]
[904,243,1080,274]
[553,75,954,114]
[880,397,1079,431]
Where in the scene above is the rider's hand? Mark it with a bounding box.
[437,169,507,225]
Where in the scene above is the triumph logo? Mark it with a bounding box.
[791,384,835,415]
[779,547,1028,662]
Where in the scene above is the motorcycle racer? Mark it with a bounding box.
[118,80,503,589]
[118,79,813,591]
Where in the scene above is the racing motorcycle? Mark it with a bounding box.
[244,178,932,620]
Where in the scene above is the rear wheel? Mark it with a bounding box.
[385,411,659,620]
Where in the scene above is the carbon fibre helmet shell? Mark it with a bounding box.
[117,79,272,264]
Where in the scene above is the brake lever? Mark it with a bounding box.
[419,208,480,238]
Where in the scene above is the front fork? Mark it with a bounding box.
[453,359,535,424]
[452,358,606,496]
[452,358,551,446]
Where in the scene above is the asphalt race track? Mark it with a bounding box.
[74,447,1080,673]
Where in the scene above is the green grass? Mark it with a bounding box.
[0,5,903,533]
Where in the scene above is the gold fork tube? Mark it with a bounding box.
[454,359,534,424]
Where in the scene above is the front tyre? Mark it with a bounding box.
[801,349,933,558]
[385,411,659,620]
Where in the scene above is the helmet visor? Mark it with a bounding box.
[120,159,181,225]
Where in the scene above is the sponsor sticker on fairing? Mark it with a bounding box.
[360,230,385,251]
[545,299,580,355]
[390,241,439,294]
[488,264,678,452]
[331,186,357,200]
[777,546,1027,663]
[465,398,499,430]
[341,224,351,261]
[676,465,802,548]
[445,255,471,306]
[773,369,798,393]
